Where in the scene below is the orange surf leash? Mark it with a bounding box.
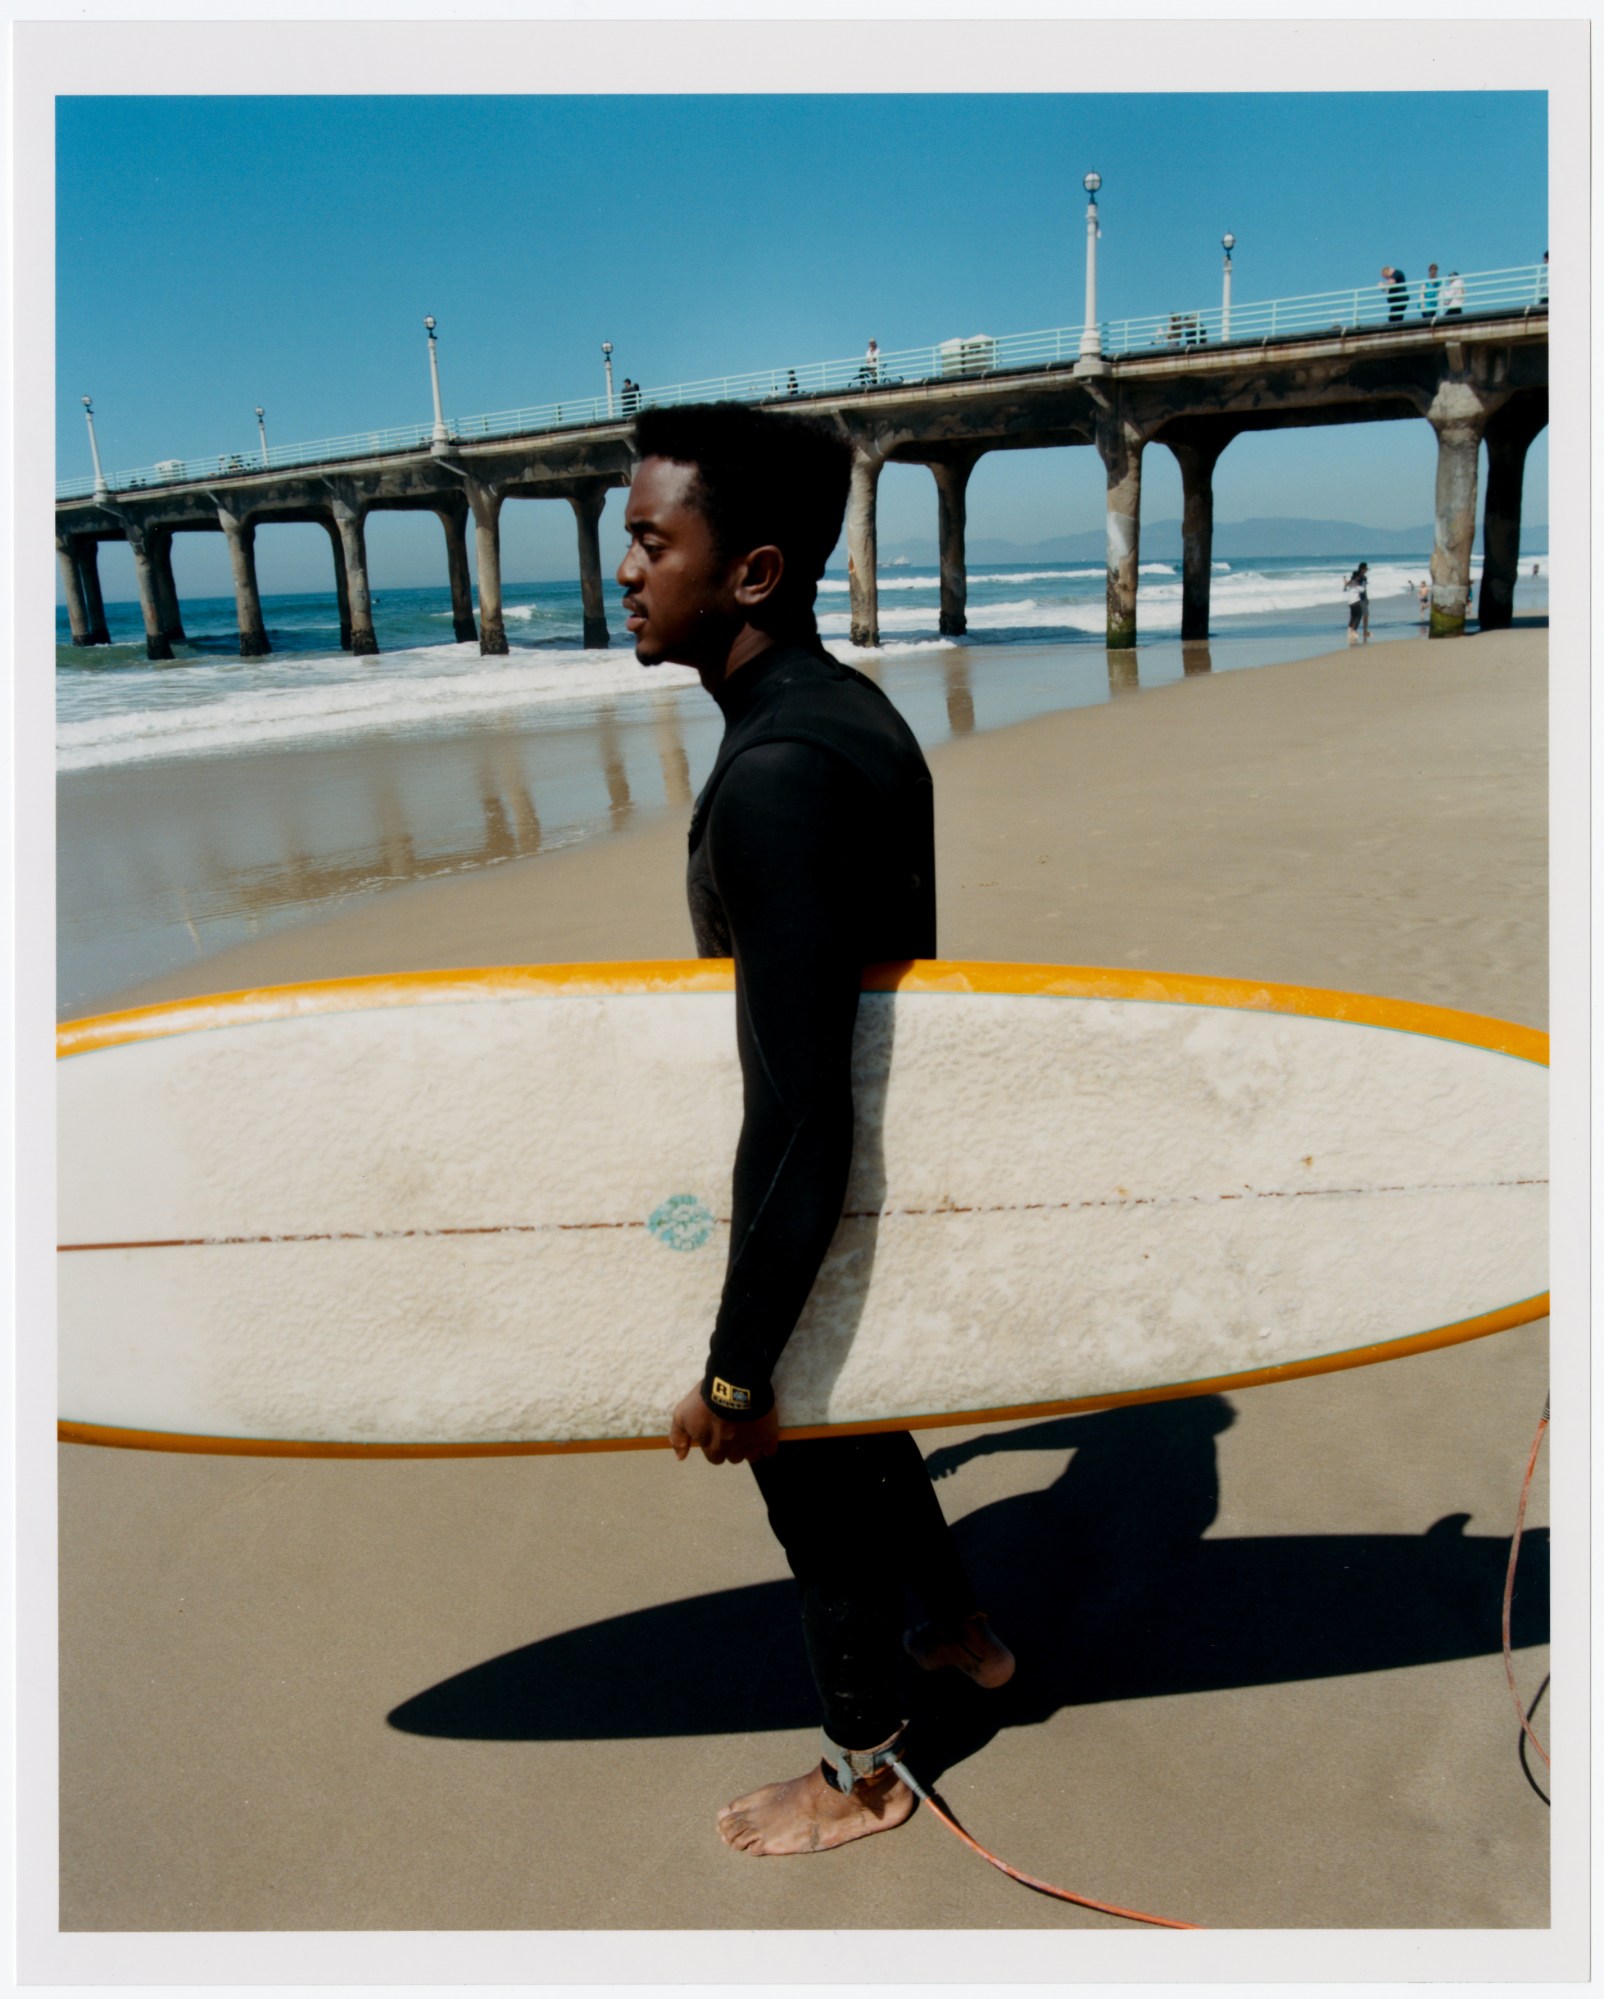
[1501,1395,1550,1770]
[887,1392,1548,1926]
[887,1755,1202,1929]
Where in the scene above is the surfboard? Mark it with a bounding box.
[56,961,1548,1458]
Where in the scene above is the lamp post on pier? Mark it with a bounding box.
[424,316,449,451]
[81,395,107,500]
[255,405,269,466]
[1075,171,1104,371]
[1221,233,1236,340]
[602,341,615,418]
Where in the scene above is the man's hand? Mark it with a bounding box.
[670,1385,780,1465]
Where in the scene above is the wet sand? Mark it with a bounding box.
[57,629,1550,1936]
[58,612,1456,1016]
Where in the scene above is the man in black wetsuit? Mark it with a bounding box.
[617,402,1013,1857]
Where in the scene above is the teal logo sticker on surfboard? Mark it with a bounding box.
[647,1194,715,1251]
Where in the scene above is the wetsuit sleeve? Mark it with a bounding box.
[699,739,867,1422]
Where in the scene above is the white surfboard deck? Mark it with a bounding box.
[57,961,1548,1456]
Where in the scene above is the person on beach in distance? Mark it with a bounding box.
[616,400,1014,1857]
[1343,561,1370,646]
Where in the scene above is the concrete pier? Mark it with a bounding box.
[436,502,478,645]
[217,509,270,658]
[845,446,882,648]
[55,306,1546,671]
[1163,425,1234,641]
[57,535,91,646]
[1477,391,1548,631]
[322,519,354,650]
[125,527,174,661]
[466,481,508,657]
[569,484,611,649]
[1096,412,1145,649]
[1425,385,1487,639]
[331,504,378,657]
[79,538,112,646]
[149,528,187,645]
[929,450,981,637]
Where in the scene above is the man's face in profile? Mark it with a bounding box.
[618,456,732,669]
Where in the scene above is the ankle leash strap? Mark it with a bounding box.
[821,1725,908,1793]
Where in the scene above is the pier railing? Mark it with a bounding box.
[57,264,1549,501]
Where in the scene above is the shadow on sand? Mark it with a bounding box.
[388,1398,1547,1780]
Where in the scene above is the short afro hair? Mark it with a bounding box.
[632,401,852,614]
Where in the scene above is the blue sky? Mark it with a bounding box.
[58,92,1548,599]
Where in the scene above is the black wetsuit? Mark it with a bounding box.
[688,639,976,1748]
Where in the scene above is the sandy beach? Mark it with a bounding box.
[57,628,1549,1932]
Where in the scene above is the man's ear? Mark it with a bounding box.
[732,544,785,612]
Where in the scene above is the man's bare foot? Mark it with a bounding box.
[904,1612,1016,1688]
[717,1760,916,1856]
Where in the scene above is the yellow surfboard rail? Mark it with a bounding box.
[56,960,1550,1458]
[57,958,1549,1067]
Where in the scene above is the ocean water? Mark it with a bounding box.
[54,553,1549,1008]
[55,554,1550,774]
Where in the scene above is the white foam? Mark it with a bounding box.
[57,645,700,772]
[818,567,1104,590]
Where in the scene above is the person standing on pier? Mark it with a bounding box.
[1421,264,1441,320]
[616,400,1013,1858]
[1381,267,1409,324]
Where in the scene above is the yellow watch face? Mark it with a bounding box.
[709,1376,751,1412]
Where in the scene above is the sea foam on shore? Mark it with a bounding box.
[57,555,1549,775]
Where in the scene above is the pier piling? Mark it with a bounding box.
[1477,391,1547,631]
[846,446,883,648]
[1164,425,1234,641]
[436,501,478,645]
[331,504,378,656]
[1096,413,1146,649]
[1425,386,1489,639]
[466,481,509,656]
[929,451,981,638]
[149,527,187,645]
[57,535,92,646]
[570,485,611,650]
[79,538,112,645]
[125,526,175,661]
[218,509,270,658]
[321,517,354,650]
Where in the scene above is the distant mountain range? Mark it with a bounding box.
[871,516,1548,567]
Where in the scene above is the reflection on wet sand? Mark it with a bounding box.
[66,624,1404,1012]
[942,654,975,737]
[373,767,421,878]
[476,732,543,860]
[652,694,693,807]
[58,686,724,1007]
[596,705,634,828]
